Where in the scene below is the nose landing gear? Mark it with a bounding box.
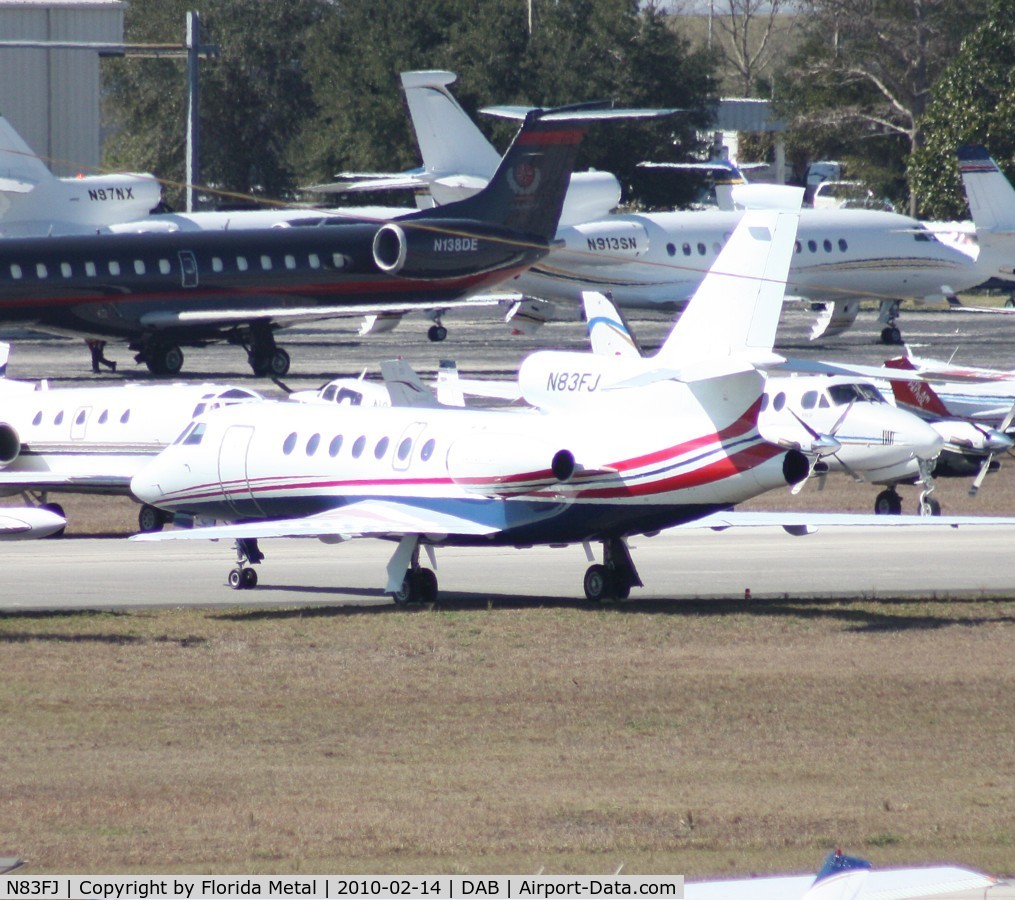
[228,538,263,590]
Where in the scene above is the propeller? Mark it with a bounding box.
[782,401,862,494]
[969,399,1015,495]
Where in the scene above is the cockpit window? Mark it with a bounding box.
[183,422,207,445]
[828,382,886,405]
[173,422,196,445]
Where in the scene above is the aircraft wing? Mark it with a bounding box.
[683,510,1015,535]
[131,499,501,543]
[777,357,1001,384]
[137,295,511,330]
[0,472,132,492]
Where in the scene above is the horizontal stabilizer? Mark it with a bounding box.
[481,105,679,122]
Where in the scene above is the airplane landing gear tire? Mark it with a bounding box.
[921,496,942,516]
[874,488,902,515]
[584,564,614,603]
[137,503,167,533]
[228,566,258,590]
[880,325,903,345]
[427,324,448,342]
[392,567,438,604]
[143,344,184,376]
[250,348,291,376]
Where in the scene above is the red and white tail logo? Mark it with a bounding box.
[884,357,951,417]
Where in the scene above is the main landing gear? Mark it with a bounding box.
[582,537,643,602]
[426,314,448,343]
[878,299,904,345]
[228,538,264,590]
[133,339,185,375]
[390,538,439,605]
[240,322,291,376]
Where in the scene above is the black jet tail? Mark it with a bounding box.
[411,105,672,242]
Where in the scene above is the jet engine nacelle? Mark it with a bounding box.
[446,432,575,496]
[373,219,531,279]
[0,422,21,468]
[553,220,650,266]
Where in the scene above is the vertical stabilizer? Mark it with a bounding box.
[400,71,502,185]
[957,145,1015,233]
[884,356,952,418]
[583,291,642,358]
[655,208,800,366]
[0,115,52,189]
[412,109,590,241]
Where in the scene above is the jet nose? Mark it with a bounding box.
[129,461,164,506]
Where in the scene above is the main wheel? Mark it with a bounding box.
[137,504,166,533]
[416,568,438,604]
[146,344,184,375]
[267,348,290,377]
[241,567,258,589]
[583,564,614,602]
[228,568,244,590]
[427,324,448,342]
[874,489,902,516]
[392,572,415,605]
[880,325,902,345]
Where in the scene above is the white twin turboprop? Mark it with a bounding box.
[130,209,1015,601]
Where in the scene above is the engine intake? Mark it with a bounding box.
[447,433,576,496]
[372,219,535,279]
[0,422,21,468]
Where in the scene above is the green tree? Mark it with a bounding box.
[104,0,327,208]
[775,0,987,213]
[909,0,1015,219]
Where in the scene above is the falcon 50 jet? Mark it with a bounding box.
[131,209,1015,602]
[0,106,658,377]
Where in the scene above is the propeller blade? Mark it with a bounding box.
[970,453,993,496]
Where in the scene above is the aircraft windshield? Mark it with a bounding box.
[828,382,886,405]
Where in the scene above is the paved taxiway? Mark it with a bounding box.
[4,526,1015,611]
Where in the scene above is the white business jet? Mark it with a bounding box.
[0,116,161,237]
[358,70,993,345]
[0,349,261,532]
[130,209,1015,601]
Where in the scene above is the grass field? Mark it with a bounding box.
[2,570,1014,877]
[2,464,1014,878]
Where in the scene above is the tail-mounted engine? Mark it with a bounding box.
[447,432,575,496]
[0,422,21,468]
[372,219,534,279]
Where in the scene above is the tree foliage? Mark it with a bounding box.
[774,0,988,212]
[103,0,717,210]
[909,0,1015,219]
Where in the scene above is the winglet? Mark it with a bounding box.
[802,850,871,900]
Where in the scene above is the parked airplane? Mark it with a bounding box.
[365,70,995,345]
[130,210,1015,601]
[0,106,654,377]
[580,291,945,514]
[0,115,161,237]
[885,352,1015,495]
[0,365,261,532]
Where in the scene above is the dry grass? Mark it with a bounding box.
[2,597,1013,877]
